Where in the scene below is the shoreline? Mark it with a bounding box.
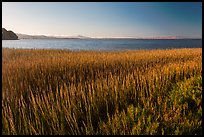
[2,47,202,52]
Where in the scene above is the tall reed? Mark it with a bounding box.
[2,48,202,135]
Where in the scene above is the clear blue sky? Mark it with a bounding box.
[2,2,202,38]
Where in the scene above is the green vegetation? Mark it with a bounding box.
[2,48,202,135]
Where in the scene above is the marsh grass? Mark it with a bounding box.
[2,48,202,135]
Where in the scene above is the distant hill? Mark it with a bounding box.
[2,28,18,40]
[15,33,201,40]
[17,33,92,39]
[17,33,56,39]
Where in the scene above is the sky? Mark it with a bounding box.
[2,2,202,38]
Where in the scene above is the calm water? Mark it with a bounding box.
[2,39,202,51]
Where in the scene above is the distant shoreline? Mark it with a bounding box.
[2,38,202,40]
[16,33,202,40]
[5,38,202,40]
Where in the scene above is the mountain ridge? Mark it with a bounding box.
[16,33,201,40]
[17,33,92,39]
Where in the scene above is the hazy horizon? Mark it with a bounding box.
[2,2,202,39]
[13,33,202,39]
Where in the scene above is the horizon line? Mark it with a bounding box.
[16,33,202,40]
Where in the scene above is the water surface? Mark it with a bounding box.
[2,39,202,51]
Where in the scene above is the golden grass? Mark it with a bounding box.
[2,48,202,135]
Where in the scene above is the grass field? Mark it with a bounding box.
[2,48,202,135]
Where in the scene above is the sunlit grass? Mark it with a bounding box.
[2,48,202,135]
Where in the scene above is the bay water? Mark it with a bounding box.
[2,39,202,51]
